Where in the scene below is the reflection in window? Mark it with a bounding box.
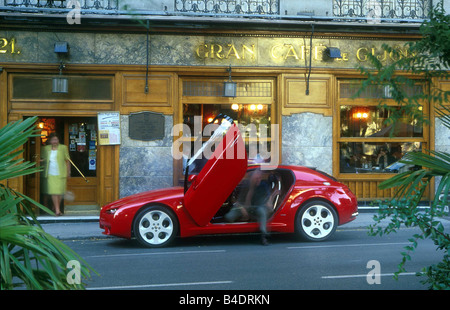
[339,142,421,173]
[340,106,423,138]
[184,103,271,138]
[182,103,272,172]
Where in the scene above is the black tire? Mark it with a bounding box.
[133,205,178,248]
[294,200,338,242]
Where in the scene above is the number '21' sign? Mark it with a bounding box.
[0,38,20,54]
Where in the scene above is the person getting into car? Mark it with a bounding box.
[225,168,280,245]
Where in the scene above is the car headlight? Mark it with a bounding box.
[105,208,119,214]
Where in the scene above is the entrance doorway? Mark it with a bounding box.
[25,116,99,215]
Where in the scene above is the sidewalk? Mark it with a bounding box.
[37,212,450,241]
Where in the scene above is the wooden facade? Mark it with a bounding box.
[1,30,447,213]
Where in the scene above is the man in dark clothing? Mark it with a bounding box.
[225,168,280,245]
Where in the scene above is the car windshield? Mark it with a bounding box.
[186,114,233,173]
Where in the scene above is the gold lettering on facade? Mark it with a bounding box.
[212,44,224,59]
[0,38,7,54]
[356,47,368,61]
[377,50,388,62]
[196,43,256,60]
[284,44,299,60]
[242,44,255,60]
[337,52,349,61]
[226,44,240,59]
[356,46,410,62]
[195,42,410,65]
[315,45,325,60]
[300,46,306,60]
[271,44,283,59]
[0,37,20,54]
[196,44,207,58]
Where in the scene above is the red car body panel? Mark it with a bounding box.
[100,165,358,240]
[99,187,184,239]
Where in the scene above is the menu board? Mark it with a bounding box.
[97,112,121,145]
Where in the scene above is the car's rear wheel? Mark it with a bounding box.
[295,200,338,242]
[133,205,178,248]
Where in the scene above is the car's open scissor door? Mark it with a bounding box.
[184,116,247,226]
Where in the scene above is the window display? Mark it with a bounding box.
[340,105,423,138]
[183,103,272,162]
[337,79,426,176]
[339,141,421,173]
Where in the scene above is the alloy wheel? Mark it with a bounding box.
[134,206,177,247]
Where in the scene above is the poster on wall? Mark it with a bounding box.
[97,111,121,145]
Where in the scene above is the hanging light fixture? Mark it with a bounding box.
[52,42,69,93]
[223,65,237,98]
[52,62,68,93]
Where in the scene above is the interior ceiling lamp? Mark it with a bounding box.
[324,47,342,59]
[223,65,237,98]
[52,42,69,93]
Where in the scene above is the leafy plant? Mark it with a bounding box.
[358,2,450,289]
[0,116,95,289]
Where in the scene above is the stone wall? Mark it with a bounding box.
[281,112,333,174]
[119,115,174,198]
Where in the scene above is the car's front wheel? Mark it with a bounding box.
[295,200,338,242]
[133,205,178,248]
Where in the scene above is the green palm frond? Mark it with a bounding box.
[435,102,450,130]
[379,102,450,209]
[0,117,41,182]
[0,117,96,290]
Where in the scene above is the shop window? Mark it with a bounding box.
[183,103,272,162]
[177,78,276,184]
[340,105,423,138]
[336,79,427,176]
[339,141,421,174]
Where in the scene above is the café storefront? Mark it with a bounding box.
[1,30,448,214]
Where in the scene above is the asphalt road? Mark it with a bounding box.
[65,227,445,292]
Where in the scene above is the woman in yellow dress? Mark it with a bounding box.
[42,133,71,216]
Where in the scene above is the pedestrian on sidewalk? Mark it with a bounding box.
[41,132,71,216]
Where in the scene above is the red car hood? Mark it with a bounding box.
[103,187,184,210]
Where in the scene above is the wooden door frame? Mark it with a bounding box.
[9,111,119,209]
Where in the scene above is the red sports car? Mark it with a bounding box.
[100,116,358,247]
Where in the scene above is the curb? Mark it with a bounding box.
[36,215,99,224]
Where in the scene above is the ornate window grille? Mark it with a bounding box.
[2,0,119,12]
[333,0,432,19]
[174,0,280,15]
